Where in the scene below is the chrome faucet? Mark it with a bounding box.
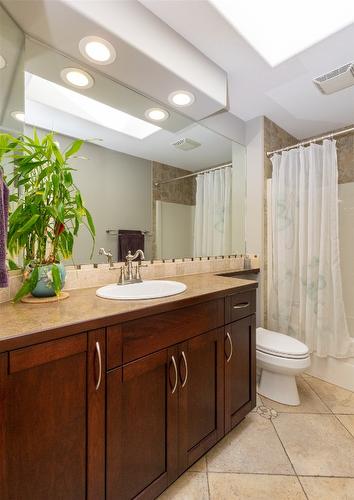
[118,249,146,285]
[98,248,114,269]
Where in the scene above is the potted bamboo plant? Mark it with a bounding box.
[1,131,95,302]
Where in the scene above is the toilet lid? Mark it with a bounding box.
[256,327,309,359]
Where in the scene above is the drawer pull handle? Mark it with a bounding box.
[171,355,178,394]
[95,341,102,391]
[225,332,233,363]
[181,351,188,388]
[233,302,250,309]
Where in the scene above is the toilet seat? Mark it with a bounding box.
[256,327,309,360]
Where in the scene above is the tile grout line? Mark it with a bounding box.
[300,377,334,413]
[270,418,309,499]
[302,377,354,441]
[205,470,354,479]
[205,453,211,500]
[333,414,354,441]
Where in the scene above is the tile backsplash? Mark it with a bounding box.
[0,255,259,304]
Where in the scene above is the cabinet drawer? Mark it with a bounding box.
[121,299,224,364]
[225,290,256,324]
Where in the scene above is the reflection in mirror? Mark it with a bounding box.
[0,5,24,137]
[4,36,246,266]
[0,6,24,276]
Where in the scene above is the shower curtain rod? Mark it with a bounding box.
[153,162,232,187]
[266,126,354,157]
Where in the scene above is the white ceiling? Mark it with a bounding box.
[139,0,354,139]
[3,0,228,121]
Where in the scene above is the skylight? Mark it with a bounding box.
[25,73,161,139]
[209,0,354,66]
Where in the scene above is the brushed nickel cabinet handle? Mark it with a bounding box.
[95,341,102,391]
[171,355,178,394]
[225,332,233,363]
[233,302,250,309]
[181,351,188,388]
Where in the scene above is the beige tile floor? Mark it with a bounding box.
[159,374,354,499]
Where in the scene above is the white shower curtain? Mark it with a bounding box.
[193,166,232,257]
[269,140,354,358]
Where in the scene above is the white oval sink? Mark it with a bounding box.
[96,280,187,300]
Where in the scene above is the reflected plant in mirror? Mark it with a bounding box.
[1,131,95,301]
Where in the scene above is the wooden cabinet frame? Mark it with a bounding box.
[1,287,257,500]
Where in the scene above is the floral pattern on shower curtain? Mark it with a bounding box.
[193,166,232,257]
[269,140,354,358]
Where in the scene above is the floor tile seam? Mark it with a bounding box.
[207,471,354,479]
[205,468,211,500]
[298,474,354,479]
[206,470,302,477]
[207,469,308,499]
[300,377,335,414]
[270,417,299,478]
[257,394,331,416]
[263,410,331,415]
[332,413,354,441]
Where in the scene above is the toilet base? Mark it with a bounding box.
[258,369,300,406]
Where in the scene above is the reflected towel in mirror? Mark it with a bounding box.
[118,230,144,262]
[0,171,9,287]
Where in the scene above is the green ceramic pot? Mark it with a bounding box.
[31,263,66,298]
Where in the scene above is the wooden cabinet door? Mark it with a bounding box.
[0,330,106,500]
[178,329,224,473]
[225,315,256,433]
[107,347,179,500]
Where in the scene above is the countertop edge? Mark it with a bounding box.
[0,274,258,353]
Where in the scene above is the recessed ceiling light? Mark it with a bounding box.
[168,90,195,107]
[11,111,25,122]
[145,108,169,122]
[79,36,116,65]
[0,55,6,69]
[209,0,354,66]
[60,67,94,89]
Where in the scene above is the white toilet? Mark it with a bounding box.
[256,327,311,406]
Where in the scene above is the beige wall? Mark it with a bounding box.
[245,117,266,325]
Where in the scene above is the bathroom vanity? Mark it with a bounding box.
[0,273,257,500]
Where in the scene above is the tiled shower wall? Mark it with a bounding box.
[339,182,354,337]
[152,161,196,258]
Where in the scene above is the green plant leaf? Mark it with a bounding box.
[8,259,20,270]
[51,264,62,296]
[84,208,95,237]
[16,214,40,234]
[65,139,83,159]
[13,266,39,303]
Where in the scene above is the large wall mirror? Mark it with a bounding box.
[0,5,24,136]
[1,21,246,266]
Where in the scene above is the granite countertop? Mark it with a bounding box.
[0,271,258,352]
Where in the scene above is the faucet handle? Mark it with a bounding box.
[117,266,126,285]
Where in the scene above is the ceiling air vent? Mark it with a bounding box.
[171,138,201,151]
[313,62,354,95]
